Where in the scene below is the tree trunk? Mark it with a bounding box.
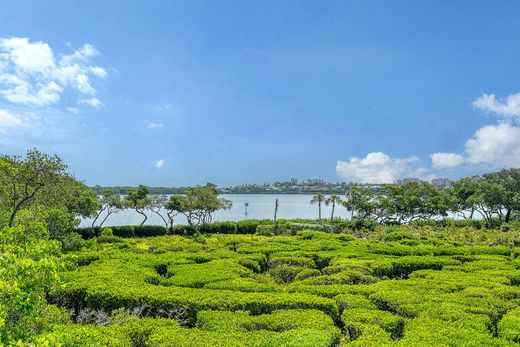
[330,202,335,223]
[91,207,106,227]
[318,202,322,223]
[505,208,512,223]
[99,211,113,227]
[8,209,18,227]
[137,209,147,226]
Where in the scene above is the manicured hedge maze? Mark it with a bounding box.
[43,227,520,346]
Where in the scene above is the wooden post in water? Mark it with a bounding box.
[244,202,249,215]
[274,198,279,222]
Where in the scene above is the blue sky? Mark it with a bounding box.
[1,1,520,186]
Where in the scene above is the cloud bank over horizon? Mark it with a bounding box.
[337,90,520,184]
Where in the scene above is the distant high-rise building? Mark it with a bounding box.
[397,178,421,185]
[431,178,452,188]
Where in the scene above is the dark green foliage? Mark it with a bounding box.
[133,225,168,237]
[236,220,263,234]
[59,232,84,252]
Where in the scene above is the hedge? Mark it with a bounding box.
[44,229,520,346]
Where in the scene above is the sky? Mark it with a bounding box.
[1,1,520,186]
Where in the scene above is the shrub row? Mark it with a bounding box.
[76,225,168,239]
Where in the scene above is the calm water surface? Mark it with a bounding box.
[80,194,347,227]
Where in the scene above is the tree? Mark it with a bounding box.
[91,189,124,227]
[0,150,68,227]
[149,195,169,228]
[325,194,342,223]
[54,177,100,222]
[124,185,151,226]
[483,169,520,223]
[343,187,376,220]
[163,196,181,228]
[167,184,232,227]
[448,176,481,219]
[310,193,326,223]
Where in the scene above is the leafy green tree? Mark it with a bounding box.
[167,183,232,227]
[0,150,68,227]
[91,189,125,227]
[448,176,482,219]
[163,196,181,228]
[310,193,326,223]
[343,187,377,220]
[482,169,520,223]
[149,195,169,228]
[124,185,151,226]
[0,150,98,237]
[325,194,342,223]
[381,182,451,223]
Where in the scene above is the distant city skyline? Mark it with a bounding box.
[1,1,520,186]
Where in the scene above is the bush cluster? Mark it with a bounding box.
[38,225,520,346]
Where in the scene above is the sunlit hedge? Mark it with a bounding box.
[39,227,520,345]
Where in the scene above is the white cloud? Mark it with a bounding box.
[67,107,80,114]
[464,122,520,167]
[336,152,418,184]
[0,37,106,107]
[0,108,22,130]
[473,92,520,118]
[431,152,465,169]
[154,159,165,169]
[78,97,103,108]
[89,66,107,78]
[146,122,163,129]
[0,37,55,75]
[426,91,520,171]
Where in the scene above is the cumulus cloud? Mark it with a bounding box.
[473,92,520,118]
[336,152,418,184]
[146,122,163,129]
[431,152,465,169]
[154,159,165,169]
[0,37,106,107]
[429,92,520,171]
[0,108,22,131]
[464,122,520,167]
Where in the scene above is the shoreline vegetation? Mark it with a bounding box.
[91,180,426,196]
[3,150,520,345]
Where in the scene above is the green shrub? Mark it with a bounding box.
[59,232,85,252]
[269,265,306,284]
[256,224,275,236]
[294,269,321,281]
[133,225,168,237]
[238,259,262,274]
[498,307,520,342]
[98,227,123,243]
[342,308,405,340]
[383,230,417,242]
[237,220,263,234]
[76,227,101,239]
[111,225,135,238]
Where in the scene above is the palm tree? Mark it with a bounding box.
[325,194,343,223]
[310,193,326,223]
